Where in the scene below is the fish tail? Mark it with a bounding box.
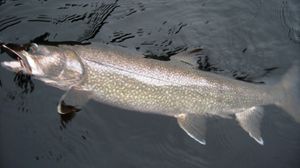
[274,63,300,123]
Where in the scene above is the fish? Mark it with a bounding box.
[1,42,299,145]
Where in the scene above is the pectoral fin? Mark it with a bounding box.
[58,86,91,114]
[235,106,264,145]
[176,113,207,145]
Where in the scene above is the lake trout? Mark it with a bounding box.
[1,42,299,145]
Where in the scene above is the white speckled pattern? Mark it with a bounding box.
[66,43,273,117]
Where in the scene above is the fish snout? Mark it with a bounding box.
[1,43,33,74]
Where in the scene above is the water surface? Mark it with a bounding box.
[0,0,300,167]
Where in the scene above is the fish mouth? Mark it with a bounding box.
[1,43,32,74]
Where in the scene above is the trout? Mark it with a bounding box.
[1,42,299,145]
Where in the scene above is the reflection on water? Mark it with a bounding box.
[0,0,300,168]
[0,16,25,32]
[60,112,76,129]
[13,71,34,93]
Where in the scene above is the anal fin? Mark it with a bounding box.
[58,86,92,114]
[176,113,207,145]
[235,106,264,145]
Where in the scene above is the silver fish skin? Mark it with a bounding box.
[67,44,272,116]
[1,42,300,145]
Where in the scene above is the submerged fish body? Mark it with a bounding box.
[1,42,300,145]
[69,44,271,116]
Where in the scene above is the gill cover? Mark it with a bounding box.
[1,43,85,89]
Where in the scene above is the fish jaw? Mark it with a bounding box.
[1,44,33,73]
[1,60,24,72]
[1,52,45,76]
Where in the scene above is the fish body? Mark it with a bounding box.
[68,44,271,116]
[1,42,299,145]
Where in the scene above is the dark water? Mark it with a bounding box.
[0,0,300,167]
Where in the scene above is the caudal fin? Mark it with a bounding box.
[274,63,300,123]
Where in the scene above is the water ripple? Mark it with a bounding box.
[77,1,119,42]
[0,0,6,6]
[0,16,25,31]
[110,31,135,43]
[280,1,300,43]
[0,0,119,42]
[57,3,89,10]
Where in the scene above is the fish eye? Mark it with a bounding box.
[24,43,39,53]
[31,43,39,50]
[28,43,39,53]
[25,43,50,56]
[26,43,48,56]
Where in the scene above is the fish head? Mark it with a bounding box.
[1,43,84,88]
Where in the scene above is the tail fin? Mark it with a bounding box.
[274,63,300,123]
